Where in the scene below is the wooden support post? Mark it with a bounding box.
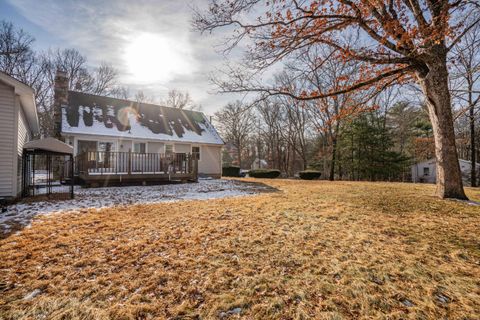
[70,154,74,199]
[193,154,198,182]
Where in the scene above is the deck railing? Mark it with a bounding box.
[75,151,198,178]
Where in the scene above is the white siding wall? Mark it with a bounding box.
[174,143,191,153]
[198,145,222,175]
[411,160,436,183]
[118,139,132,152]
[0,82,16,197]
[148,142,164,153]
[16,102,31,194]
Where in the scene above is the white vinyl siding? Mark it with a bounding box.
[174,143,191,153]
[0,82,16,197]
[148,142,164,153]
[16,102,31,194]
[198,145,222,175]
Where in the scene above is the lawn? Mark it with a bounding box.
[1,179,479,319]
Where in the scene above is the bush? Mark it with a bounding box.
[299,170,322,180]
[222,166,241,177]
[248,169,281,179]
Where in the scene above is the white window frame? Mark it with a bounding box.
[192,145,200,161]
[133,142,147,154]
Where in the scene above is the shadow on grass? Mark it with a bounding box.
[228,179,280,194]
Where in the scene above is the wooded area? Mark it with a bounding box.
[196,0,480,199]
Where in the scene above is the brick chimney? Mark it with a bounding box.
[53,70,68,139]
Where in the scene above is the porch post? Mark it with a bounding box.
[70,154,74,199]
[193,155,198,182]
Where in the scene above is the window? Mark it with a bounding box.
[423,167,430,176]
[77,140,98,161]
[98,142,113,165]
[165,144,173,154]
[98,142,113,152]
[134,142,146,154]
[77,140,97,154]
[192,146,200,160]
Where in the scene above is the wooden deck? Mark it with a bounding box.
[75,151,198,187]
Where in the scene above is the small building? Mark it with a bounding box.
[53,71,224,185]
[0,72,39,200]
[251,158,268,170]
[411,158,480,186]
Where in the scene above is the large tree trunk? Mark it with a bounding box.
[416,52,468,199]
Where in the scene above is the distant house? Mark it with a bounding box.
[53,71,224,185]
[251,158,268,170]
[412,158,480,186]
[0,72,39,200]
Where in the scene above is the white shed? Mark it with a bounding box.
[0,72,39,200]
[412,158,480,186]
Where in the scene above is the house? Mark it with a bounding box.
[0,72,39,200]
[53,71,224,185]
[411,158,480,186]
[251,158,268,170]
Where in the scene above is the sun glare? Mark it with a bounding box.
[124,33,193,83]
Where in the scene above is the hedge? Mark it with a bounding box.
[299,170,322,180]
[248,169,281,179]
[222,166,241,177]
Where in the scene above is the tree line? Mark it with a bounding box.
[196,0,480,199]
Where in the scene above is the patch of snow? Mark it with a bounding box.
[1,180,267,237]
[23,289,42,300]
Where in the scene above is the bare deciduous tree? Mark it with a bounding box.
[215,101,255,168]
[0,21,34,73]
[194,0,480,199]
[451,21,480,186]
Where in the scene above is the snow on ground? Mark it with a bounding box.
[1,179,273,237]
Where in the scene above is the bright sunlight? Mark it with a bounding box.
[124,33,193,83]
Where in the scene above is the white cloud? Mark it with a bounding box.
[6,0,241,114]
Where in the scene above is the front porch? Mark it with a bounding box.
[75,151,198,187]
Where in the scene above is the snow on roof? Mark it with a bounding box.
[61,91,223,145]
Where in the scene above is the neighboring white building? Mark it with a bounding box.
[0,72,39,200]
[53,71,224,179]
[412,158,480,186]
[251,158,268,170]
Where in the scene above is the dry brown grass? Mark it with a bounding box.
[1,179,479,319]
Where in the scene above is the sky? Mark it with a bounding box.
[0,0,240,115]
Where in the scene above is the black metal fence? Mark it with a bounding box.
[22,152,74,199]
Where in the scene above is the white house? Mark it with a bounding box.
[412,158,480,186]
[0,72,39,200]
[53,71,224,180]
